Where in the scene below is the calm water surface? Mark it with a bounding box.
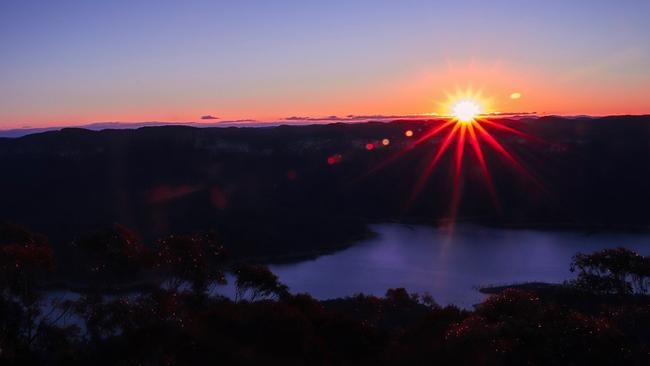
[46,224,650,314]
[264,224,650,308]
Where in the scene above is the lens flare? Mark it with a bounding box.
[360,89,544,222]
[404,101,543,218]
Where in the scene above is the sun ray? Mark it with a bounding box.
[454,124,467,182]
[467,123,500,209]
[357,120,455,180]
[446,123,468,222]
[473,121,546,192]
[479,119,538,141]
[357,89,544,220]
[412,120,455,146]
[406,122,461,207]
[472,121,524,171]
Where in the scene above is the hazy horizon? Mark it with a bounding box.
[4,112,650,137]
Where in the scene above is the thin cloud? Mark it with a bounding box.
[283,114,440,122]
[201,115,219,120]
[216,119,256,124]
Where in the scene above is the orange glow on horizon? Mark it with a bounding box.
[3,59,649,130]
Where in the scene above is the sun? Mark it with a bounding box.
[437,88,490,122]
[452,99,481,123]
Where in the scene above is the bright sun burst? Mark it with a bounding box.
[452,99,481,123]
[364,88,544,223]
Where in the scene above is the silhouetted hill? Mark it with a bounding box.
[1,116,650,260]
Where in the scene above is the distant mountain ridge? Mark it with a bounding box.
[0,121,236,138]
[0,113,551,138]
[2,115,650,253]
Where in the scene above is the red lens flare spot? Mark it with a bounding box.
[149,185,202,204]
[286,169,298,180]
[210,186,228,210]
[366,143,375,151]
[327,154,343,165]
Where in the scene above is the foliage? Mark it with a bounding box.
[0,223,54,298]
[1,226,650,365]
[70,224,149,282]
[156,232,229,294]
[569,247,650,295]
[0,224,76,365]
[233,263,289,302]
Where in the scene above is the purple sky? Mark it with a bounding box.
[1,0,649,128]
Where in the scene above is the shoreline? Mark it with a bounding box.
[359,216,650,234]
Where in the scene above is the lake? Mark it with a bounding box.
[46,223,650,315]
[259,224,650,308]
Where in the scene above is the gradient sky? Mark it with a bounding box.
[1,0,649,128]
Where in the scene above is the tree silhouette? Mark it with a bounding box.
[570,247,650,295]
[233,263,289,302]
[0,223,55,359]
[70,224,150,284]
[0,223,54,297]
[156,232,228,294]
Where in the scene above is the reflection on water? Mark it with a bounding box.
[265,224,650,308]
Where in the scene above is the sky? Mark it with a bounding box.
[1,0,649,129]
